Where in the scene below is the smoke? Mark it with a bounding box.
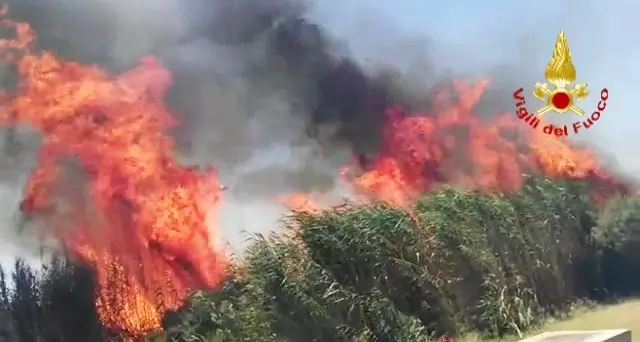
[0,0,391,254]
[0,0,637,256]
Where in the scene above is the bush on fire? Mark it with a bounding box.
[165,176,640,341]
[1,176,640,341]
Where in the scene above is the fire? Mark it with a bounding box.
[342,81,621,206]
[281,64,621,214]
[0,7,625,338]
[0,13,227,336]
[281,193,320,213]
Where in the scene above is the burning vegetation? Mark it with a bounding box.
[0,2,632,341]
[0,11,227,336]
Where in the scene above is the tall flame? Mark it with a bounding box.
[0,8,626,339]
[340,80,622,207]
[0,12,227,336]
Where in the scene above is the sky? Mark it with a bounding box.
[207,0,640,250]
[1,0,640,267]
[312,0,640,172]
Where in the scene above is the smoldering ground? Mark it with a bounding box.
[0,0,636,256]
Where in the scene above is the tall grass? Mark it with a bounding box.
[168,176,638,341]
[1,176,640,341]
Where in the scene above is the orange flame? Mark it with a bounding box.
[281,193,320,213]
[343,80,622,206]
[0,8,626,338]
[0,15,227,336]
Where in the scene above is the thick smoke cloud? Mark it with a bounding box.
[0,0,431,254]
[0,0,637,256]
[3,0,402,159]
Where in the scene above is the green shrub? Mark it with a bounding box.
[592,195,640,296]
[165,176,610,340]
[293,203,454,337]
[6,176,640,342]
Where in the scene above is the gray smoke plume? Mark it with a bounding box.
[0,0,637,256]
[0,0,433,254]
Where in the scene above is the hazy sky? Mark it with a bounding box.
[206,0,640,248]
[313,0,640,172]
[1,0,639,265]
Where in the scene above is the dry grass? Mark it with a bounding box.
[463,299,640,342]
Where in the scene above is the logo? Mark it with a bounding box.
[513,30,609,136]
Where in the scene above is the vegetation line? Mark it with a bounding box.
[1,176,639,341]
